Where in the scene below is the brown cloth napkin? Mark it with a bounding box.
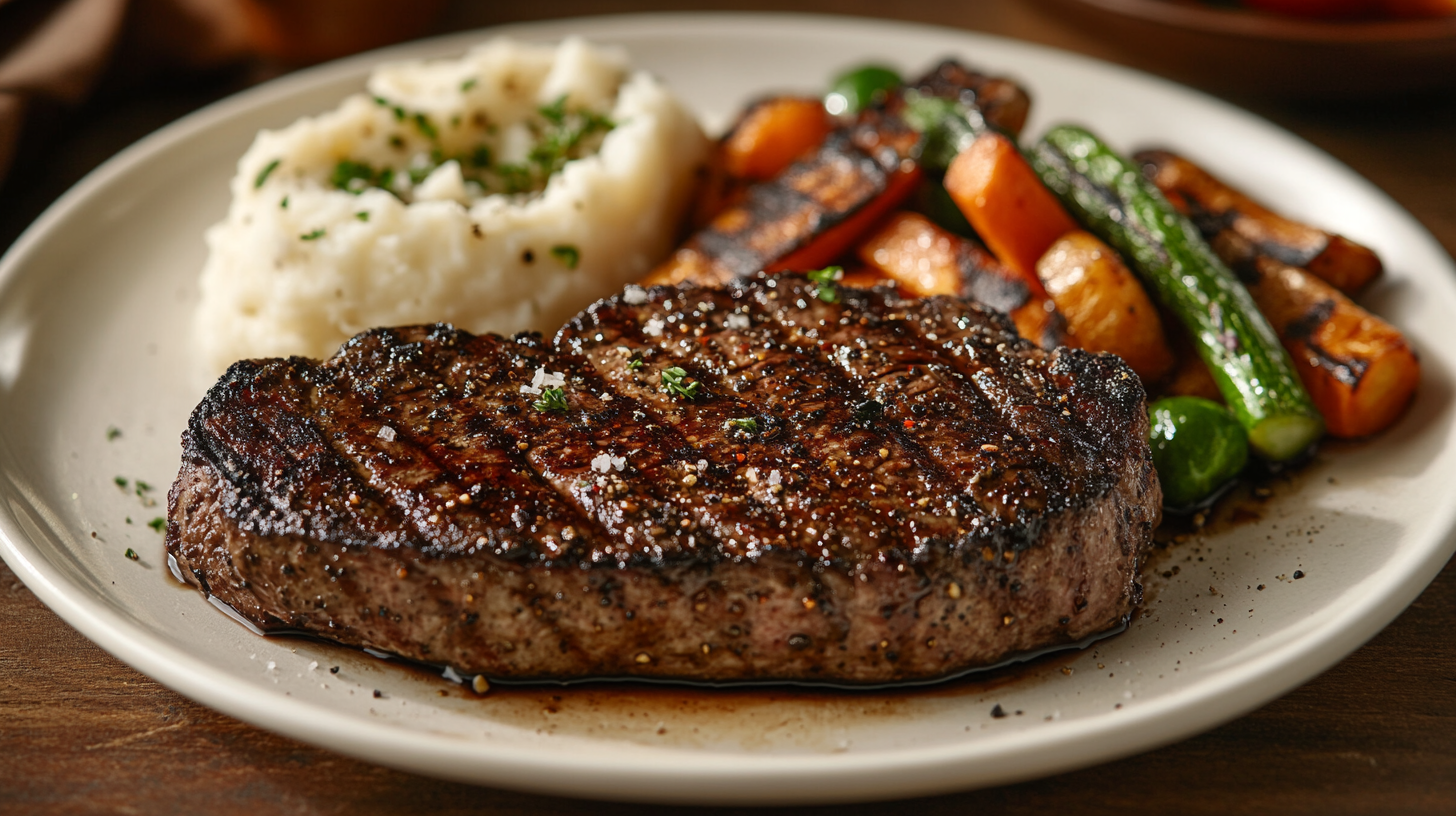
[0,0,444,189]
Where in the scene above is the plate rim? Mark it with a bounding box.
[2,10,1454,805]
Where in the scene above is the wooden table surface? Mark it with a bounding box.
[2,1,1454,813]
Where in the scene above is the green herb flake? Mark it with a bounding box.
[538,95,569,126]
[280,196,289,209]
[550,244,580,270]
[114,476,128,489]
[147,518,166,533]
[461,78,478,92]
[134,480,152,494]
[254,158,281,189]
[661,367,702,400]
[469,145,492,168]
[626,359,644,371]
[330,159,383,193]
[806,266,844,303]
[374,96,406,122]
[533,386,569,414]
[126,517,132,524]
[355,211,370,222]
[300,228,326,241]
[413,112,439,141]
[727,417,759,433]
[124,548,139,560]
[106,426,122,441]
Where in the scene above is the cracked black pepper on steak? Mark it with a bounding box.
[166,273,1160,685]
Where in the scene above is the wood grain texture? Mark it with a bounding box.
[1,0,1454,812]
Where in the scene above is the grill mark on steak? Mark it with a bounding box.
[317,327,594,560]
[564,282,965,564]
[169,273,1159,684]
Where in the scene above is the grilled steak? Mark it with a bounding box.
[167,274,1160,685]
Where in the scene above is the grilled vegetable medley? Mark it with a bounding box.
[644,58,1419,509]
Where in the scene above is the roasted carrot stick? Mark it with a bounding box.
[645,117,921,287]
[721,96,834,181]
[1137,149,1383,293]
[1246,256,1419,439]
[856,212,1069,348]
[943,132,1078,295]
[1035,231,1175,383]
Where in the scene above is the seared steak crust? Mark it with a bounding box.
[167,274,1159,684]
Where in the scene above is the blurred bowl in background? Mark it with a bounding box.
[1035,0,1456,97]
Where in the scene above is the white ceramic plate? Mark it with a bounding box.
[1,13,1453,806]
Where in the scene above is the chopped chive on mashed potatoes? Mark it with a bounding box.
[196,37,708,372]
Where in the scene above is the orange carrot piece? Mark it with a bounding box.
[1137,149,1382,294]
[766,164,922,274]
[944,132,1079,295]
[856,212,971,297]
[856,212,1069,347]
[1248,258,1420,438]
[721,96,834,181]
[1036,231,1175,383]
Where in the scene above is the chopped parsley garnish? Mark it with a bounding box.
[106,426,122,442]
[726,417,758,433]
[331,159,393,194]
[280,196,289,209]
[355,211,370,222]
[147,518,166,533]
[533,387,569,413]
[412,112,438,141]
[114,476,128,489]
[300,228,326,241]
[125,548,139,560]
[494,162,534,194]
[374,95,407,121]
[254,158,281,188]
[461,78,478,92]
[550,244,580,269]
[343,95,614,201]
[661,367,702,400]
[626,359,644,371]
[135,480,152,495]
[806,266,844,303]
[527,95,614,181]
[538,95,570,126]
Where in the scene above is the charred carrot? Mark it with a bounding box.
[1137,149,1383,293]
[944,132,1079,295]
[1035,231,1175,383]
[645,116,921,288]
[1033,125,1323,462]
[1247,257,1418,438]
[721,96,834,181]
[856,212,1068,348]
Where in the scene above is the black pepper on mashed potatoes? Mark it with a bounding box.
[195,37,708,372]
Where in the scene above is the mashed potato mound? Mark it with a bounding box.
[196,37,708,372]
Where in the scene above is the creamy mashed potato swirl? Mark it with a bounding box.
[196,37,708,371]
